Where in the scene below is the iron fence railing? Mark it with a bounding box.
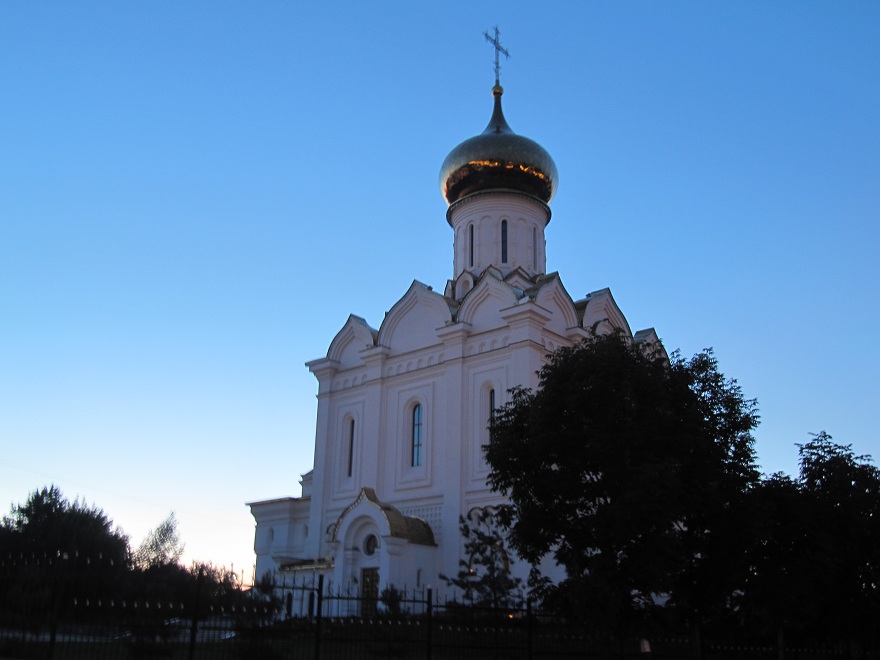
[0,558,868,660]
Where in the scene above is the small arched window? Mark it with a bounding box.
[411,404,423,467]
[347,418,355,477]
[363,534,378,556]
[468,224,474,268]
[501,220,508,263]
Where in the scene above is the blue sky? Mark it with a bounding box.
[2,2,878,577]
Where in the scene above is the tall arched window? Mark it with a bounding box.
[468,224,474,268]
[489,388,496,426]
[501,220,508,263]
[532,227,537,270]
[347,418,355,477]
[411,404,423,467]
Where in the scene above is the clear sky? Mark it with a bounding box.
[2,2,878,579]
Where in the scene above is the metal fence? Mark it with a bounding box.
[0,562,863,660]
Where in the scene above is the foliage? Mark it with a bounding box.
[738,432,880,647]
[379,584,405,616]
[737,472,819,640]
[485,333,759,633]
[797,433,879,640]
[133,511,184,570]
[441,506,522,609]
[0,486,131,632]
[0,485,246,634]
[1,485,130,563]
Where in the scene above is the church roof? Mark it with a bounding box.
[439,85,557,206]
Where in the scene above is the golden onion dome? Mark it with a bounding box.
[440,85,558,206]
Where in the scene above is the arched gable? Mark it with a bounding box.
[457,274,520,334]
[377,281,452,355]
[531,275,579,336]
[503,266,533,292]
[331,487,435,548]
[453,270,475,300]
[327,315,377,370]
[580,288,633,339]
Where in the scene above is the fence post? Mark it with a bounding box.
[47,557,62,660]
[426,587,433,660]
[188,565,204,660]
[315,574,324,660]
[527,599,533,660]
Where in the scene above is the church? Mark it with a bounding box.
[247,54,661,607]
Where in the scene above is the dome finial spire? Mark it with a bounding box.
[483,26,510,88]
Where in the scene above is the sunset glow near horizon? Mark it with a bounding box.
[2,2,878,578]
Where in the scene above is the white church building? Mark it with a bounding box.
[247,76,661,606]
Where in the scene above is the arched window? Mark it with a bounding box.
[469,224,474,268]
[532,227,537,270]
[489,388,496,425]
[501,220,508,263]
[411,404,423,467]
[363,534,378,556]
[347,418,355,477]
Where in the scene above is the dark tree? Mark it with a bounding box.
[485,333,759,635]
[737,433,880,652]
[666,350,761,637]
[441,506,523,609]
[1,485,129,565]
[133,511,184,570]
[796,432,880,648]
[738,472,820,647]
[0,486,130,633]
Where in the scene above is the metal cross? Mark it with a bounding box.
[483,26,510,86]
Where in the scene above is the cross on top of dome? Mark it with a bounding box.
[483,26,510,88]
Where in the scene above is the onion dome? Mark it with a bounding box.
[440,85,558,206]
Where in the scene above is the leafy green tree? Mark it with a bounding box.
[485,333,759,635]
[441,506,523,608]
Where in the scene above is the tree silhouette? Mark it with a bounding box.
[442,507,522,609]
[485,333,759,636]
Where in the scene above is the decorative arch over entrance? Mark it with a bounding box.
[327,487,437,615]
